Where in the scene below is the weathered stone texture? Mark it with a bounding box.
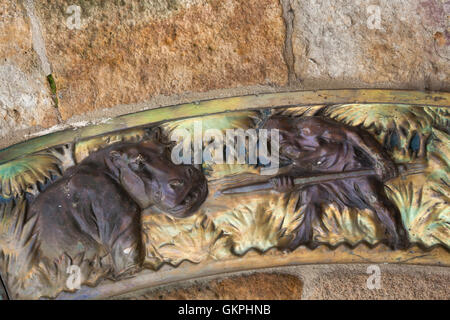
[34,0,288,120]
[289,0,449,90]
[114,265,450,300]
[119,273,303,300]
[306,265,450,300]
[0,0,58,142]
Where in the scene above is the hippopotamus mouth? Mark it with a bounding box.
[164,182,208,218]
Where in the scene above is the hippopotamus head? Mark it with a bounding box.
[103,141,208,218]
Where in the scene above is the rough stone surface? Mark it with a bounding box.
[117,273,303,300]
[0,0,58,143]
[289,0,450,90]
[305,264,450,300]
[34,0,288,121]
[112,264,450,300]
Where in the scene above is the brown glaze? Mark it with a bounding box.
[262,116,409,250]
[27,140,208,277]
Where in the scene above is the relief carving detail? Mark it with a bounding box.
[0,93,448,299]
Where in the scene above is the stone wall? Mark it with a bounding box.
[114,264,450,300]
[0,0,448,149]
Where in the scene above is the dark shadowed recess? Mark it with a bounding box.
[0,271,9,300]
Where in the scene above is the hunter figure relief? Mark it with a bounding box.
[262,116,408,250]
[0,93,448,299]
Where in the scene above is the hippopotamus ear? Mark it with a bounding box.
[105,151,121,179]
[105,151,152,209]
[141,127,173,155]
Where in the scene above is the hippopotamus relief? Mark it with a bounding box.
[27,140,208,277]
[262,115,409,250]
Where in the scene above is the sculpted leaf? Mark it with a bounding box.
[215,194,304,255]
[313,204,384,246]
[153,215,226,265]
[324,104,435,158]
[74,128,146,163]
[0,153,61,198]
[386,182,449,247]
[423,106,449,131]
[272,105,325,117]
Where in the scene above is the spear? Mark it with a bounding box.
[219,162,425,195]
